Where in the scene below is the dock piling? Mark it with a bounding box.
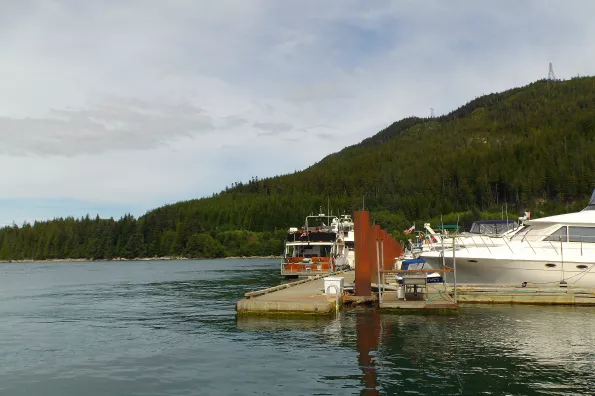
[354,211,372,296]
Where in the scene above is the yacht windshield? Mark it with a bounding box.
[469,220,518,235]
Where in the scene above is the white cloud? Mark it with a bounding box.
[1,0,595,223]
[0,99,213,156]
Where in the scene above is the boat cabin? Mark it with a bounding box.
[281,213,341,277]
[511,210,595,243]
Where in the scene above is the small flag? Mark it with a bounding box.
[403,225,415,234]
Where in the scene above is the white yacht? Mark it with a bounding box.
[420,191,595,287]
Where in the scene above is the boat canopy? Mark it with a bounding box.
[435,225,461,230]
[401,258,426,270]
[469,219,518,235]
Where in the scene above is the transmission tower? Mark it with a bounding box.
[548,62,556,80]
[430,108,435,118]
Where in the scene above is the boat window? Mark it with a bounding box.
[568,227,595,243]
[543,226,568,242]
[286,246,295,256]
[345,241,355,249]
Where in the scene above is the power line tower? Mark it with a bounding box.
[548,62,556,81]
[430,108,435,118]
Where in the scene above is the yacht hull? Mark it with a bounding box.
[421,252,595,287]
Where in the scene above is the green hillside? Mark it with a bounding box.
[2,77,595,260]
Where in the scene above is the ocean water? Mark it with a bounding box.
[1,259,594,395]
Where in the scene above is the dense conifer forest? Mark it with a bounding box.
[1,77,595,260]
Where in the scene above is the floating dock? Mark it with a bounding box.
[379,285,458,310]
[378,268,458,311]
[236,279,595,315]
[236,272,356,315]
[455,285,595,305]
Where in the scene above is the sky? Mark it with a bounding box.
[1,0,595,225]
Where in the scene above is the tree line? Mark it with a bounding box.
[1,77,595,260]
[0,214,286,261]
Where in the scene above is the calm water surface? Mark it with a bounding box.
[1,259,594,395]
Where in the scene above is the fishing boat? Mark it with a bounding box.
[281,214,355,277]
[420,191,595,287]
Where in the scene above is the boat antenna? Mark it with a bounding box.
[505,203,509,229]
[327,197,330,218]
[440,215,444,236]
[456,214,460,234]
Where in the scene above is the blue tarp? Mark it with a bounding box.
[402,258,426,265]
[401,258,426,270]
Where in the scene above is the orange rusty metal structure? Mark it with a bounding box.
[354,211,403,296]
[354,211,371,296]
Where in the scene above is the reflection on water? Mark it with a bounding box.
[356,311,381,395]
[237,305,595,395]
[0,259,594,395]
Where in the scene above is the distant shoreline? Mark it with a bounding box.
[0,256,282,263]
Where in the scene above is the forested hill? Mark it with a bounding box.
[2,77,595,261]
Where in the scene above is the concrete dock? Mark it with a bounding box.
[236,278,595,316]
[236,271,356,315]
[378,268,458,311]
[455,285,595,305]
[379,284,458,310]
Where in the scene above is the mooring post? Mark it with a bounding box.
[379,229,389,270]
[452,236,457,303]
[354,211,371,296]
[369,225,381,285]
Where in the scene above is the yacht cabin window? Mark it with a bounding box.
[543,226,568,242]
[568,227,595,243]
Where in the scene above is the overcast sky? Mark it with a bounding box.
[1,0,594,225]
